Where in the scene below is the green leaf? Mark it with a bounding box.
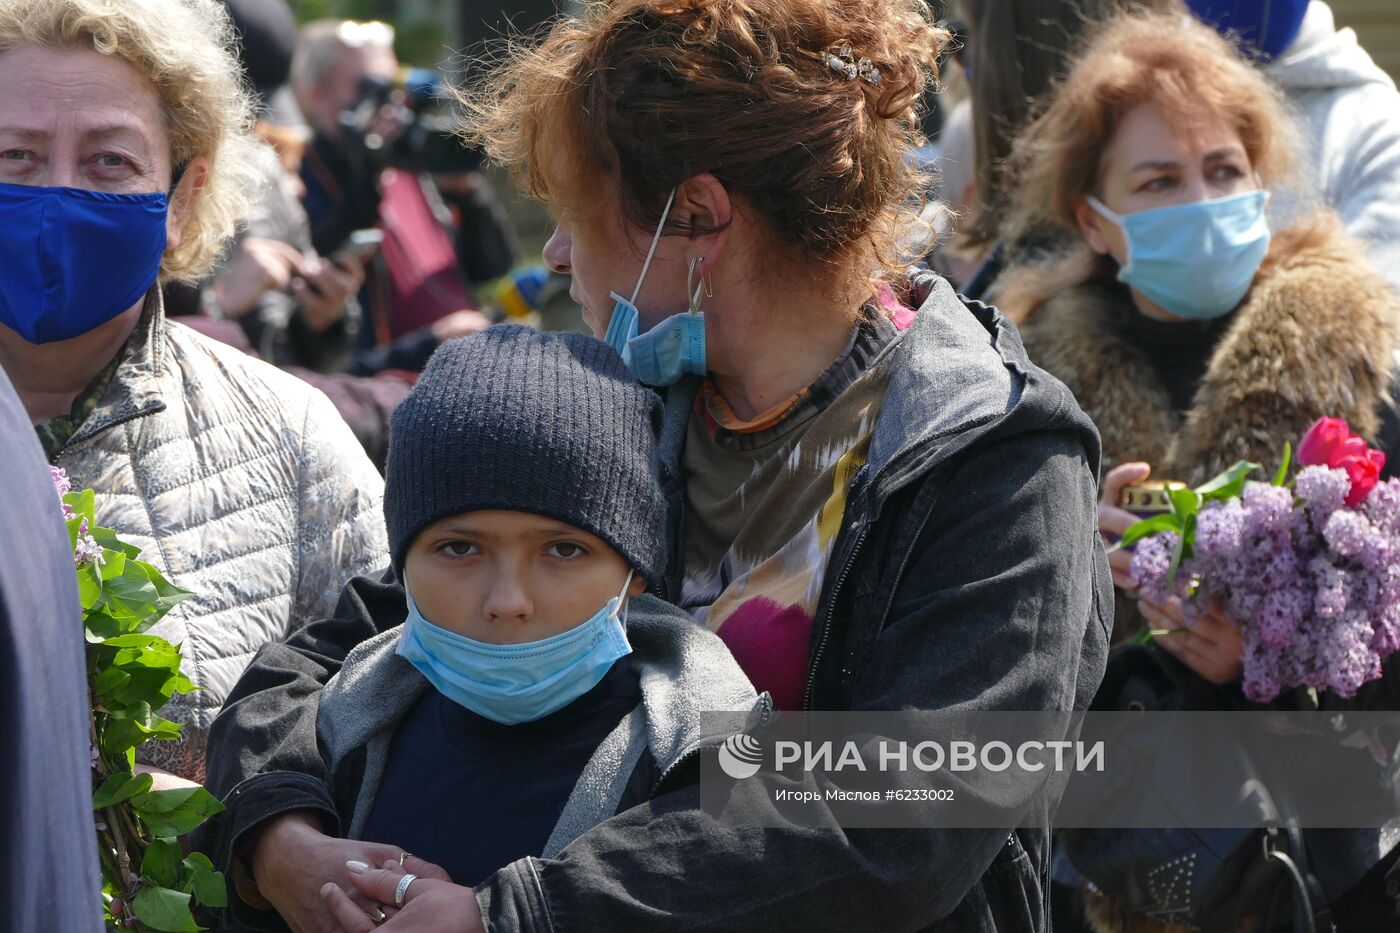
[64,488,95,525]
[1112,513,1183,552]
[182,852,214,872]
[1166,514,1195,588]
[142,563,193,620]
[98,565,161,624]
[89,524,143,559]
[92,666,132,699]
[92,771,153,809]
[183,853,227,909]
[76,563,103,611]
[93,636,193,709]
[142,838,182,889]
[1168,486,1204,522]
[130,884,201,933]
[1273,442,1293,487]
[1195,460,1261,502]
[130,786,225,838]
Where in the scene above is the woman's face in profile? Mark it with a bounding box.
[1077,100,1257,263]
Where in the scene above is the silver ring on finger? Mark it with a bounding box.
[394,872,419,908]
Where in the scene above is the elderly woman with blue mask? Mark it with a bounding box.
[0,0,388,786]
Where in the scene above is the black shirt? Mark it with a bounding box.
[1119,303,1236,416]
[358,656,650,886]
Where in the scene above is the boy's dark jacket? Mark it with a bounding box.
[201,274,1113,933]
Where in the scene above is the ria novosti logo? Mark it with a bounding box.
[718,733,764,779]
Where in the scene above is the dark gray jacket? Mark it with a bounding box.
[202,273,1111,932]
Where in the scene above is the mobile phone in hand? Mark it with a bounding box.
[335,228,384,265]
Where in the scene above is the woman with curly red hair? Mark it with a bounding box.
[202,2,1111,931]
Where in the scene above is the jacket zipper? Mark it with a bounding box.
[803,525,869,711]
[650,695,774,797]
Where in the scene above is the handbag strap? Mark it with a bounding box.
[1260,833,1336,933]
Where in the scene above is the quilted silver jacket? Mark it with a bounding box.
[53,298,389,781]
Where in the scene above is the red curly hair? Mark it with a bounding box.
[462,0,947,286]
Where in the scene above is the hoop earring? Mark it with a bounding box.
[687,256,707,314]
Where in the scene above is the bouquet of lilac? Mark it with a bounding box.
[1122,417,1400,703]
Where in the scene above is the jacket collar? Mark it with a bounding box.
[864,273,1024,503]
[67,287,169,449]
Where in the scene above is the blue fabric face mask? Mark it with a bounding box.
[603,188,707,387]
[396,572,635,724]
[0,183,169,344]
[1088,190,1271,321]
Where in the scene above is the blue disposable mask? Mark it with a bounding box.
[0,183,169,344]
[396,572,635,724]
[603,188,707,386]
[1088,190,1271,321]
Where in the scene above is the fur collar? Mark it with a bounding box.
[1011,217,1400,486]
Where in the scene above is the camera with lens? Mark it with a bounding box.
[339,67,484,175]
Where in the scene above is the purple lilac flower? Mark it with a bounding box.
[1241,636,1283,702]
[74,518,104,567]
[1195,499,1245,559]
[1242,482,1293,535]
[1256,532,1302,590]
[1256,585,1307,650]
[1310,555,1349,619]
[1323,509,1373,559]
[1363,479,1400,538]
[1296,466,1350,519]
[50,465,74,518]
[1371,602,1400,656]
[1319,611,1381,698]
[1130,532,1179,603]
[1138,466,1400,701]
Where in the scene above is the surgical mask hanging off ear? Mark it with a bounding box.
[603,188,707,386]
[1087,190,1271,321]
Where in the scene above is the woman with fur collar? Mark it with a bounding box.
[992,10,1400,932]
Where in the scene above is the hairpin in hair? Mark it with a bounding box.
[799,41,883,88]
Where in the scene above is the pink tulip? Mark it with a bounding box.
[1341,449,1386,506]
[1297,417,1353,467]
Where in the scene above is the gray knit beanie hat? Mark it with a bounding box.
[384,325,668,583]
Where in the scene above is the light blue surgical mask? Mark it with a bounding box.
[396,572,634,724]
[604,188,707,386]
[1087,189,1271,321]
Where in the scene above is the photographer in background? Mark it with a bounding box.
[291,20,516,375]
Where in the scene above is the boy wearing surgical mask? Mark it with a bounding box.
[301,326,764,901]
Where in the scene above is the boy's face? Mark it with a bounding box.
[403,510,648,643]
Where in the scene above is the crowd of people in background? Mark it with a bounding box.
[3,0,1400,931]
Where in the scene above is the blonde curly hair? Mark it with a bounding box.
[0,0,264,281]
